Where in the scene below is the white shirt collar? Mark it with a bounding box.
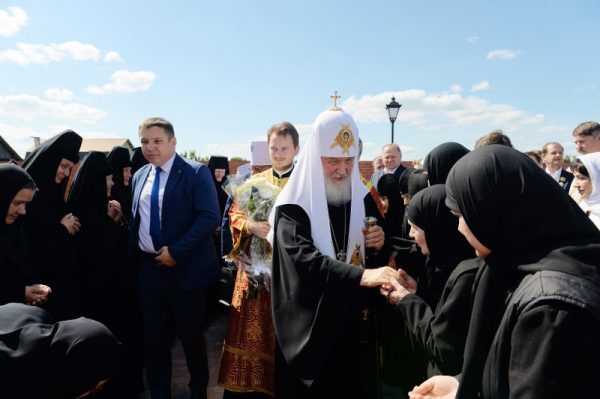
[545,167,562,182]
[384,165,399,174]
[156,153,176,174]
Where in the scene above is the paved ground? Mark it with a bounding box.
[141,312,229,399]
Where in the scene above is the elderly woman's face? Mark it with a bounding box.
[214,168,226,182]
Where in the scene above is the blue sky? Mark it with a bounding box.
[1,0,598,161]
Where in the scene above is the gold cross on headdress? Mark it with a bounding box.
[330,91,342,111]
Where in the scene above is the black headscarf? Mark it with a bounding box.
[107,146,132,188]
[408,170,429,198]
[207,155,230,214]
[0,163,36,224]
[398,167,416,196]
[130,146,148,177]
[425,142,470,186]
[67,151,112,231]
[445,145,600,398]
[23,130,81,192]
[0,165,37,300]
[407,185,474,306]
[0,303,120,399]
[107,146,133,220]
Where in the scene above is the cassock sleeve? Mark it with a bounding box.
[272,204,365,384]
[396,259,478,375]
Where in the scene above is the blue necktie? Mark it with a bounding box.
[150,166,164,250]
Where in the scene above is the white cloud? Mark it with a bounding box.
[486,49,523,60]
[44,88,74,101]
[103,51,123,63]
[471,80,491,92]
[341,89,545,132]
[0,7,28,37]
[450,84,462,93]
[467,36,479,44]
[0,94,106,122]
[86,69,157,95]
[0,41,101,64]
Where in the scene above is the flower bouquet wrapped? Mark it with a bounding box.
[222,175,281,295]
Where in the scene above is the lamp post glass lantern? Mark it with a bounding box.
[386,96,402,143]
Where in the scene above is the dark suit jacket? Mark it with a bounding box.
[393,164,407,179]
[130,154,221,291]
[559,168,574,192]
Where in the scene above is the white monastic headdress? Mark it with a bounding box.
[579,152,600,216]
[268,107,369,265]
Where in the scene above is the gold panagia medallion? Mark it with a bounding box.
[349,244,364,267]
[330,123,356,154]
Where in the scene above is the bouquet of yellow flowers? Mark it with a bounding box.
[223,175,281,293]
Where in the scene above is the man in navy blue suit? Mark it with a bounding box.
[130,117,220,399]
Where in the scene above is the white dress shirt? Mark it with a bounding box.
[546,167,562,182]
[138,153,176,253]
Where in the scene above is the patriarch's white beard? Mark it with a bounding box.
[325,177,351,206]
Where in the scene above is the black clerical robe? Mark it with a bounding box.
[272,194,388,399]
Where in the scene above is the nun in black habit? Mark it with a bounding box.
[0,164,51,306]
[66,151,127,334]
[382,184,478,378]
[393,169,428,285]
[67,151,135,398]
[106,147,145,396]
[409,145,600,399]
[22,130,82,320]
[406,185,475,309]
[0,303,120,399]
[207,155,230,215]
[107,146,133,223]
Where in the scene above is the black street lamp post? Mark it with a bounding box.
[385,96,402,143]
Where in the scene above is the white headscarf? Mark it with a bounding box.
[579,152,600,226]
[268,108,369,265]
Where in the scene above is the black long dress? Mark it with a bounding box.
[0,303,120,399]
[0,164,37,305]
[22,130,82,320]
[272,194,388,399]
[445,145,600,399]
